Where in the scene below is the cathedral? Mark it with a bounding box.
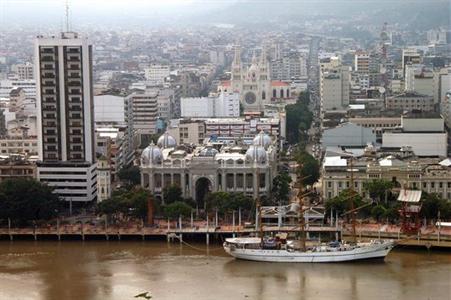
[218,46,292,112]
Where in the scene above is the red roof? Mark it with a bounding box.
[220,80,231,87]
[271,81,289,87]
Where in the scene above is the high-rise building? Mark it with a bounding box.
[144,64,170,85]
[320,66,351,112]
[270,52,307,81]
[11,62,34,80]
[402,49,421,77]
[354,51,370,73]
[404,64,439,102]
[181,92,240,118]
[96,157,111,202]
[35,32,97,203]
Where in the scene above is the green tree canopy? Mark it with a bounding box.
[118,166,141,186]
[205,192,253,213]
[271,171,292,205]
[0,178,61,224]
[97,188,153,221]
[296,150,320,186]
[364,179,394,202]
[164,201,192,219]
[163,185,183,204]
[285,91,313,145]
[325,189,365,216]
[420,193,451,220]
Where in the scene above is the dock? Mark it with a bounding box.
[1,222,450,249]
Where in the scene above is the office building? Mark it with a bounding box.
[35,32,97,203]
[181,92,240,118]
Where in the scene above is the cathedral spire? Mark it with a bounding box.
[233,45,241,66]
[251,50,258,65]
[260,46,267,65]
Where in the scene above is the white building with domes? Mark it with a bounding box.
[140,131,278,205]
[218,46,293,112]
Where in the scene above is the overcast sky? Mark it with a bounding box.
[0,0,448,30]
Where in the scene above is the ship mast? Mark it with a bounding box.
[349,156,357,244]
[256,167,263,245]
[297,171,306,252]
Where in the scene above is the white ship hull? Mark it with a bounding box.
[223,240,395,263]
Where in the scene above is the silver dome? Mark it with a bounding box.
[253,131,272,149]
[157,132,177,149]
[199,146,219,157]
[141,143,163,166]
[245,145,267,163]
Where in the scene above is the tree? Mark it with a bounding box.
[364,179,394,203]
[0,178,61,224]
[97,188,153,222]
[163,201,192,219]
[205,191,230,213]
[271,171,292,205]
[162,185,183,204]
[118,166,141,186]
[296,150,320,186]
[325,189,365,217]
[371,205,387,221]
[285,91,312,145]
[420,193,451,221]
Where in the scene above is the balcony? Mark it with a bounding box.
[41,56,55,62]
[67,56,80,62]
[67,81,82,87]
[43,73,56,79]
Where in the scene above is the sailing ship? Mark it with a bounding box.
[223,159,395,263]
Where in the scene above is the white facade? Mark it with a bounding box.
[96,158,111,202]
[439,67,451,102]
[94,95,126,124]
[405,65,439,102]
[322,123,376,147]
[37,163,97,202]
[354,52,369,73]
[140,132,278,202]
[11,62,34,80]
[35,32,97,202]
[144,65,170,84]
[382,132,447,157]
[320,66,350,111]
[442,91,451,128]
[181,92,240,118]
[126,91,159,134]
[0,79,36,99]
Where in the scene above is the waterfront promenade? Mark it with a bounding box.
[1,220,450,248]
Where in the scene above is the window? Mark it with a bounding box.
[431,182,435,188]
[338,182,342,188]
[327,181,332,188]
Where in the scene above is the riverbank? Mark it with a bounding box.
[1,222,451,250]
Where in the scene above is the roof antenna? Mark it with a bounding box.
[65,0,70,32]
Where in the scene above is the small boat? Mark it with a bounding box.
[223,237,395,263]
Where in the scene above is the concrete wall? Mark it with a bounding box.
[382,132,447,156]
[322,123,376,147]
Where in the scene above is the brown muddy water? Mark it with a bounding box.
[0,241,449,300]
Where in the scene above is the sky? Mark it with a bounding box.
[0,0,448,30]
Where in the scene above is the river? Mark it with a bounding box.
[0,241,449,300]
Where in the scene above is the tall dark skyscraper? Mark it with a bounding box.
[35,32,97,203]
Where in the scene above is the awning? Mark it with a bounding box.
[397,189,422,203]
[436,222,451,227]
